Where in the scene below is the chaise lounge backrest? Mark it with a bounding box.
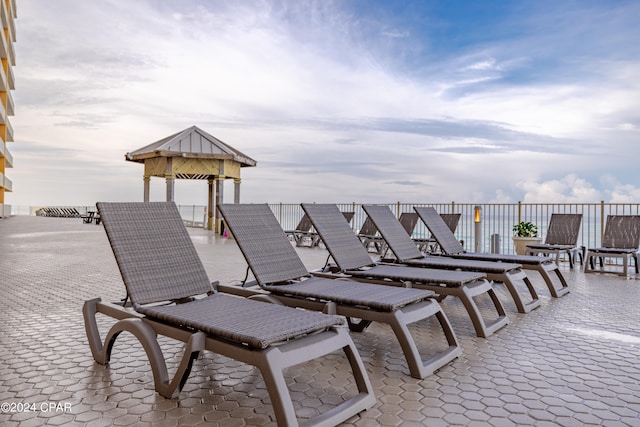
[97,202,213,305]
[302,204,376,271]
[441,213,462,234]
[217,204,310,285]
[358,216,379,236]
[399,212,419,236]
[414,207,466,255]
[544,214,582,245]
[601,215,640,249]
[363,206,423,261]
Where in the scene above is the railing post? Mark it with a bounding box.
[397,201,401,217]
[451,201,455,214]
[353,202,357,231]
[517,201,522,223]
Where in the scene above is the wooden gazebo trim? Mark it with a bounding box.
[125,126,256,232]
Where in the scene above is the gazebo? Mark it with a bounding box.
[125,126,257,232]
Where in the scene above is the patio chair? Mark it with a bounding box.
[217,203,461,379]
[302,204,509,339]
[357,216,386,253]
[287,211,354,247]
[399,212,419,236]
[584,215,640,276]
[83,202,375,426]
[525,214,583,268]
[363,205,541,314]
[284,213,316,247]
[414,207,570,298]
[410,212,462,252]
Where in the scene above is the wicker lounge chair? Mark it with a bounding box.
[284,213,317,247]
[286,212,354,247]
[302,204,509,339]
[414,207,570,298]
[83,202,375,426]
[363,205,541,314]
[399,212,419,236]
[525,214,583,268]
[217,203,461,379]
[409,212,462,252]
[357,216,386,253]
[399,212,430,252]
[584,215,640,276]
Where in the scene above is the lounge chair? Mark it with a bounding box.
[81,210,101,225]
[302,204,509,338]
[414,206,570,298]
[357,216,386,253]
[399,212,419,236]
[287,211,354,247]
[362,205,541,314]
[83,202,375,426]
[217,203,461,379]
[284,214,317,247]
[409,212,462,252]
[525,214,583,268]
[399,212,430,252]
[584,215,640,276]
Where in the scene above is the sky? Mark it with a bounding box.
[7,0,640,206]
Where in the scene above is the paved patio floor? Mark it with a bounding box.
[1,216,640,426]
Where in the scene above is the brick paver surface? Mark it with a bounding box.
[1,216,640,426]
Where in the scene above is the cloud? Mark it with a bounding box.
[7,0,640,207]
[517,174,602,203]
[386,180,424,186]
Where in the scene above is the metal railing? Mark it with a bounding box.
[267,202,640,255]
[11,202,640,256]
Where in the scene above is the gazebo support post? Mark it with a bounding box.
[207,179,214,231]
[165,157,175,202]
[234,178,241,204]
[165,176,175,201]
[215,176,225,234]
[143,176,150,202]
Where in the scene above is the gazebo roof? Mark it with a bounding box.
[125,125,257,167]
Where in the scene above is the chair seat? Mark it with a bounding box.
[450,252,552,266]
[588,247,638,254]
[263,276,433,312]
[348,264,486,288]
[138,293,343,349]
[526,243,576,250]
[403,257,522,274]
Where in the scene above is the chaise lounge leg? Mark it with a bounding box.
[386,300,461,378]
[83,298,205,399]
[437,280,509,338]
[251,328,375,427]
[488,270,541,314]
[526,264,570,298]
[333,298,461,379]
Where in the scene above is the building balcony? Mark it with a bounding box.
[6,88,14,115]
[2,173,11,191]
[7,56,14,89]
[1,144,12,167]
[5,117,13,142]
